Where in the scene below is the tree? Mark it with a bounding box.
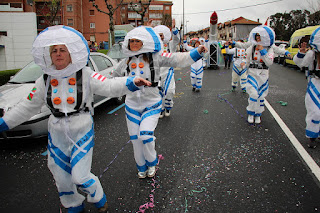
[90,0,124,46]
[161,14,172,27]
[129,0,151,26]
[36,0,61,26]
[270,10,312,41]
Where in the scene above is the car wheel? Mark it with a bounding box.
[283,58,287,67]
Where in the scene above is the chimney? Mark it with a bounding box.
[257,18,260,23]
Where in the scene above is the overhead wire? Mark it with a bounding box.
[172,0,284,16]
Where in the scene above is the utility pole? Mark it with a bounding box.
[182,0,184,37]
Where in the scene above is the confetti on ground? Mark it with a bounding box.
[277,101,288,106]
[203,110,209,114]
[176,78,182,81]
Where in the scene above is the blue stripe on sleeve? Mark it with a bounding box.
[190,48,202,61]
[126,76,139,92]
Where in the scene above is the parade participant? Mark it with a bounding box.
[113,26,207,178]
[0,25,151,213]
[154,20,180,118]
[225,40,248,92]
[293,26,320,148]
[199,37,210,68]
[183,36,207,92]
[230,25,291,124]
[223,38,235,69]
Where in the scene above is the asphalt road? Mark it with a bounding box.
[1,63,320,213]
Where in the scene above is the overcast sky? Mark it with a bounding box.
[171,0,319,33]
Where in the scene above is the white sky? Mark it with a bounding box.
[171,0,319,33]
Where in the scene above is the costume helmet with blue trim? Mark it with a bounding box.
[31,25,89,78]
[310,26,320,52]
[153,25,172,44]
[248,25,275,47]
[122,26,163,57]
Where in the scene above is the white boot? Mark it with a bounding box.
[147,166,156,178]
[138,171,147,179]
[255,116,261,124]
[164,109,170,117]
[159,111,164,118]
[248,115,254,123]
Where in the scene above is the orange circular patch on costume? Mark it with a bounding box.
[131,63,137,69]
[53,97,61,105]
[51,79,59,87]
[164,44,168,47]
[260,59,264,63]
[255,47,260,51]
[254,57,258,60]
[69,78,76,85]
[139,62,144,68]
[67,97,75,104]
[242,49,245,52]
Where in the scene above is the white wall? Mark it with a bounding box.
[0,12,37,71]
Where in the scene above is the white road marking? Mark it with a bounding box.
[265,99,320,182]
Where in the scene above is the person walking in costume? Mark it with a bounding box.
[0,25,151,213]
[231,25,291,124]
[154,20,180,118]
[293,26,320,148]
[113,26,207,178]
[225,40,248,92]
[183,36,206,92]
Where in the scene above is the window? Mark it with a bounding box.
[90,23,95,29]
[90,35,96,42]
[10,3,22,8]
[149,5,163,10]
[67,19,73,26]
[165,6,170,10]
[149,13,162,19]
[90,10,94,16]
[66,4,73,12]
[90,55,113,71]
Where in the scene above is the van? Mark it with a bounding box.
[284,25,320,66]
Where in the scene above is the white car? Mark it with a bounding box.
[0,52,122,139]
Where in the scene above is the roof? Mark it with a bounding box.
[220,17,261,27]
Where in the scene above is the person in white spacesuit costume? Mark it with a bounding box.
[154,21,180,118]
[113,26,207,178]
[230,25,291,124]
[225,41,248,92]
[0,25,151,213]
[293,26,320,148]
[183,37,207,92]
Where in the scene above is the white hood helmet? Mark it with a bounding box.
[31,25,89,78]
[122,26,163,57]
[154,25,172,44]
[310,26,320,52]
[248,25,275,47]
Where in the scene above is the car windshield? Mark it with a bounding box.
[9,61,43,84]
[107,44,125,60]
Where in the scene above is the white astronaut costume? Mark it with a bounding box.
[234,26,276,123]
[183,40,205,91]
[0,26,143,212]
[293,27,320,141]
[225,46,248,91]
[154,25,180,117]
[114,26,204,177]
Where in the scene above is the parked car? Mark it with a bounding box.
[284,25,320,66]
[0,52,122,139]
[274,40,289,64]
